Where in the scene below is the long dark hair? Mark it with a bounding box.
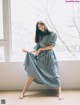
[35,21,52,43]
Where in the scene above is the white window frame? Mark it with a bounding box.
[0,0,12,62]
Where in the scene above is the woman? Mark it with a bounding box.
[19,21,63,100]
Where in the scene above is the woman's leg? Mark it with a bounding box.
[58,87,64,100]
[19,76,34,99]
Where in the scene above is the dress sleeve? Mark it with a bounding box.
[33,43,40,50]
[48,32,57,46]
[33,44,37,50]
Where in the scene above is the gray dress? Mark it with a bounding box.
[23,32,61,89]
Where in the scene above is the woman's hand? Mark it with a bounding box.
[35,48,42,56]
[30,50,37,53]
[22,48,27,53]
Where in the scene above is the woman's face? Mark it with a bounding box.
[38,24,45,32]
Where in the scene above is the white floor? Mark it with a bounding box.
[0,90,80,105]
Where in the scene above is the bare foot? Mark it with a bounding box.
[58,94,64,100]
[19,93,24,99]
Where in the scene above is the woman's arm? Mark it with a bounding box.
[40,45,54,51]
[35,45,54,56]
[30,50,37,52]
[22,48,37,53]
[29,44,53,53]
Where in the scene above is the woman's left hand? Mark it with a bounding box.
[35,48,42,56]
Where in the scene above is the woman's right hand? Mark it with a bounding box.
[22,48,27,53]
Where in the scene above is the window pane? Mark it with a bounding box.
[0,0,3,39]
[11,0,80,61]
[0,47,5,62]
[11,0,36,61]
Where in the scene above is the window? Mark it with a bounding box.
[11,0,80,61]
[0,0,5,62]
[0,0,12,62]
[0,0,3,39]
[11,0,37,61]
[0,0,80,62]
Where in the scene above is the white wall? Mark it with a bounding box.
[0,61,80,90]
